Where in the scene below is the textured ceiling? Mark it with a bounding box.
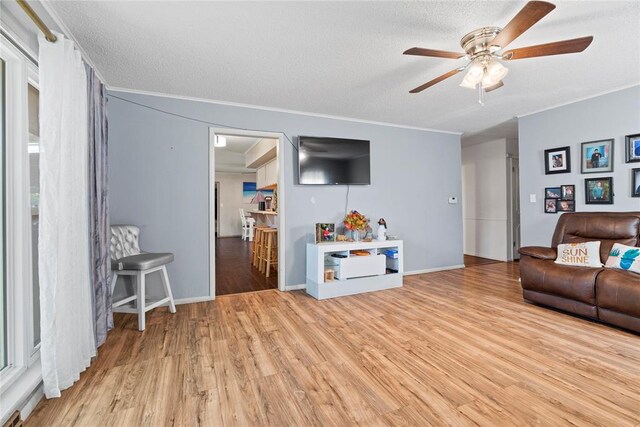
[48,1,640,136]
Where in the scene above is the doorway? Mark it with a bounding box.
[508,156,521,260]
[208,128,286,297]
[215,181,220,237]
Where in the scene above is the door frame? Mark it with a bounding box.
[214,181,220,237]
[507,155,521,261]
[208,128,286,298]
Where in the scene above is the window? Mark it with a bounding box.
[27,83,40,349]
[0,58,6,372]
[0,33,41,407]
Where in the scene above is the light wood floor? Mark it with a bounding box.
[26,262,640,426]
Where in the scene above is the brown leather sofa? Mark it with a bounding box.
[519,212,640,333]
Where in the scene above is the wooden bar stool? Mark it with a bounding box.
[252,227,270,268]
[259,229,278,277]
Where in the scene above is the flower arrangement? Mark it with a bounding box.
[343,210,369,231]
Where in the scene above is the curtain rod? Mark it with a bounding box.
[16,0,57,42]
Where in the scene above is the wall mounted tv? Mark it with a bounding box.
[298,136,371,185]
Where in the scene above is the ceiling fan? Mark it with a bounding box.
[404,1,593,102]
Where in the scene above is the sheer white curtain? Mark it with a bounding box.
[38,33,95,398]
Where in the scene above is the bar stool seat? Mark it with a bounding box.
[112,253,174,271]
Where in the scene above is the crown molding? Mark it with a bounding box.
[517,83,640,119]
[107,86,463,136]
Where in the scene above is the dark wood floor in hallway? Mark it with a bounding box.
[464,254,504,267]
[215,237,277,296]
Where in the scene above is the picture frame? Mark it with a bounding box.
[556,200,575,212]
[544,146,571,175]
[560,184,575,201]
[584,177,613,204]
[545,187,562,199]
[315,223,336,243]
[632,168,640,198]
[625,133,640,163]
[544,198,557,214]
[581,139,614,174]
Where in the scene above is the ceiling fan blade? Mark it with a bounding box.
[502,36,593,60]
[484,81,504,93]
[403,47,465,59]
[490,1,556,48]
[409,68,462,93]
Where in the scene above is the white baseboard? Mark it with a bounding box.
[173,296,214,305]
[20,384,44,422]
[404,265,465,276]
[285,284,306,291]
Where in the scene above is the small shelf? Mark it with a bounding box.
[306,240,403,300]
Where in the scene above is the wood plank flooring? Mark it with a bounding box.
[26,262,640,426]
[215,237,277,296]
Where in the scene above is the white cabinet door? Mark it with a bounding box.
[265,159,278,187]
[256,165,267,189]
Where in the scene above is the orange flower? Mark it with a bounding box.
[343,210,369,231]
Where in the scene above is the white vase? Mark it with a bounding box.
[376,225,387,241]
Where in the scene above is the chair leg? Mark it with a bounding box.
[110,271,118,294]
[265,234,272,277]
[137,271,146,331]
[161,265,177,314]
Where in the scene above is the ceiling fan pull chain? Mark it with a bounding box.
[478,83,485,106]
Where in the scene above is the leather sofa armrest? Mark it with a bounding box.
[519,246,557,260]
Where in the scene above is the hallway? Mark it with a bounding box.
[215,237,277,296]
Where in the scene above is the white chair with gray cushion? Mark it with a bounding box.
[110,225,176,331]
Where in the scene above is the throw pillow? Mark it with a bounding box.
[605,243,640,274]
[555,241,603,267]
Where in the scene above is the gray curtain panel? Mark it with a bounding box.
[86,63,113,347]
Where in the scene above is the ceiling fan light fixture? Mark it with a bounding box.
[459,73,478,89]
[481,74,498,88]
[486,60,509,81]
[466,61,484,80]
[404,1,593,101]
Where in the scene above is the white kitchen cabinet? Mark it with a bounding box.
[257,159,277,189]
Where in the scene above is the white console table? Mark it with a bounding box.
[306,240,403,300]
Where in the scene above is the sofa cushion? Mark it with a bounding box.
[596,268,640,319]
[555,241,602,267]
[520,256,602,305]
[522,290,598,319]
[519,246,556,260]
[605,243,640,274]
[552,214,640,261]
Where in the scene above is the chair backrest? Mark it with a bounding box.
[239,208,247,227]
[551,212,640,261]
[110,225,142,260]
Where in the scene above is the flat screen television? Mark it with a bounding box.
[298,136,371,185]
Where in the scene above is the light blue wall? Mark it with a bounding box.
[108,91,463,299]
[519,86,640,247]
